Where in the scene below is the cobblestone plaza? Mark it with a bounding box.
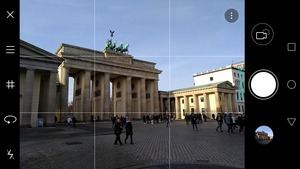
[21,120,244,169]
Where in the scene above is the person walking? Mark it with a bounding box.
[225,113,233,134]
[216,113,223,132]
[114,118,123,145]
[191,113,198,130]
[203,113,207,122]
[212,114,216,120]
[124,119,133,144]
[67,117,72,127]
[72,116,76,127]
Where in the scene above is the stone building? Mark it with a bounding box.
[20,39,238,127]
[159,81,237,120]
[20,40,62,127]
[55,43,162,121]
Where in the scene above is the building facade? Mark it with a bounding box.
[193,62,245,113]
[20,40,62,127]
[159,81,237,120]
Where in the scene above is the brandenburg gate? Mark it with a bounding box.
[56,41,161,121]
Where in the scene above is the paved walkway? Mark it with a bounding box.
[21,120,244,169]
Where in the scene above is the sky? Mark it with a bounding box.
[21,0,244,102]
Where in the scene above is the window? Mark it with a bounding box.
[234,72,236,77]
[238,105,241,112]
[240,93,243,101]
[76,77,80,85]
[210,77,214,81]
[191,108,194,113]
[191,98,194,103]
[94,90,101,97]
[200,97,204,102]
[241,106,244,112]
[236,92,239,100]
[95,80,99,87]
[237,73,240,78]
[116,92,121,98]
[242,82,244,89]
[182,99,184,104]
[117,82,121,89]
[132,93,137,98]
[131,84,135,90]
[146,93,150,99]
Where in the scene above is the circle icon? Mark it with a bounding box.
[287,80,296,89]
[251,23,274,45]
[255,125,274,145]
[224,8,239,23]
[249,69,279,100]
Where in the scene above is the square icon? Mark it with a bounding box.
[287,42,296,52]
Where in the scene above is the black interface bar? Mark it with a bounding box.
[0,0,20,168]
[246,0,298,168]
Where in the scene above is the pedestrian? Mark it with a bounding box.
[212,114,216,120]
[54,116,57,127]
[216,113,223,132]
[238,114,245,133]
[191,113,198,130]
[143,115,146,124]
[111,115,116,128]
[203,113,207,122]
[225,113,233,133]
[67,117,72,127]
[72,116,76,127]
[185,114,190,125]
[166,113,170,127]
[124,119,133,144]
[114,118,123,145]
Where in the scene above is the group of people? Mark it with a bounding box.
[142,113,174,125]
[185,113,208,126]
[216,113,245,134]
[185,113,207,130]
[66,116,77,127]
[112,116,134,146]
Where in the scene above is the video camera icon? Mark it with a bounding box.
[256,30,270,40]
[251,23,274,45]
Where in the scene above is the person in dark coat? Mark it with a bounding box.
[124,119,133,144]
[215,113,224,132]
[72,116,76,127]
[203,113,207,122]
[114,118,123,145]
[212,114,216,120]
[191,113,198,130]
[225,113,233,134]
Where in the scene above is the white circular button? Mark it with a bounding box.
[249,69,279,100]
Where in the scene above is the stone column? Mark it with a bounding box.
[59,66,69,113]
[175,96,180,120]
[82,71,91,121]
[153,80,159,113]
[214,91,220,113]
[23,69,35,127]
[126,76,132,112]
[149,80,154,113]
[103,73,111,113]
[136,79,141,113]
[45,71,57,126]
[193,94,199,112]
[221,93,226,112]
[184,95,189,113]
[204,93,210,113]
[140,78,146,112]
